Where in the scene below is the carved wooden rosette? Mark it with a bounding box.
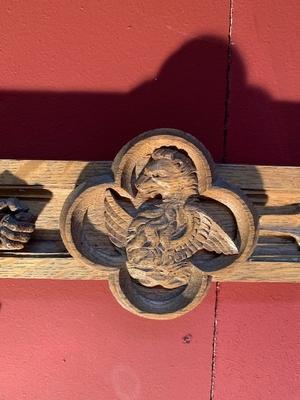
[60,129,257,319]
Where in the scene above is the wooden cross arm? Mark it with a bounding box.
[0,160,298,282]
[0,129,299,318]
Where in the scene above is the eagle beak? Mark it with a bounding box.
[135,174,151,191]
[134,174,153,207]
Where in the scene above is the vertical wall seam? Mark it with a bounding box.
[209,282,221,400]
[209,1,234,398]
[222,0,234,163]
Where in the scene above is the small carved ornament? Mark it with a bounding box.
[0,198,35,250]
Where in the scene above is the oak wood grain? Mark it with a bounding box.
[0,159,298,282]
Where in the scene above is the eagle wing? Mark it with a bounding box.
[170,205,238,263]
[104,189,134,248]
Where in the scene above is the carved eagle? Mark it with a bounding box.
[104,189,238,288]
[104,146,238,288]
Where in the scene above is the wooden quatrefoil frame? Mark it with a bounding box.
[60,129,257,318]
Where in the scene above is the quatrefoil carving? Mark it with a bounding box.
[60,129,257,319]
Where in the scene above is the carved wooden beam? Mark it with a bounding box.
[0,129,299,319]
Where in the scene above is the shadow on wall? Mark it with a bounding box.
[0,35,298,165]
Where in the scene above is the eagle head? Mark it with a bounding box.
[135,147,198,200]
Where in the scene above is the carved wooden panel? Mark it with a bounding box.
[0,129,298,319]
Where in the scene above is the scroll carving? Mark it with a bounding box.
[61,129,258,318]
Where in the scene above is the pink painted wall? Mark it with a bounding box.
[0,1,299,399]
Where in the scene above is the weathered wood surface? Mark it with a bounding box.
[0,159,299,282]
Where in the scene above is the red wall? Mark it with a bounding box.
[0,1,299,399]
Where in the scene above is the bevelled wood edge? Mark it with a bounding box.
[0,258,298,283]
